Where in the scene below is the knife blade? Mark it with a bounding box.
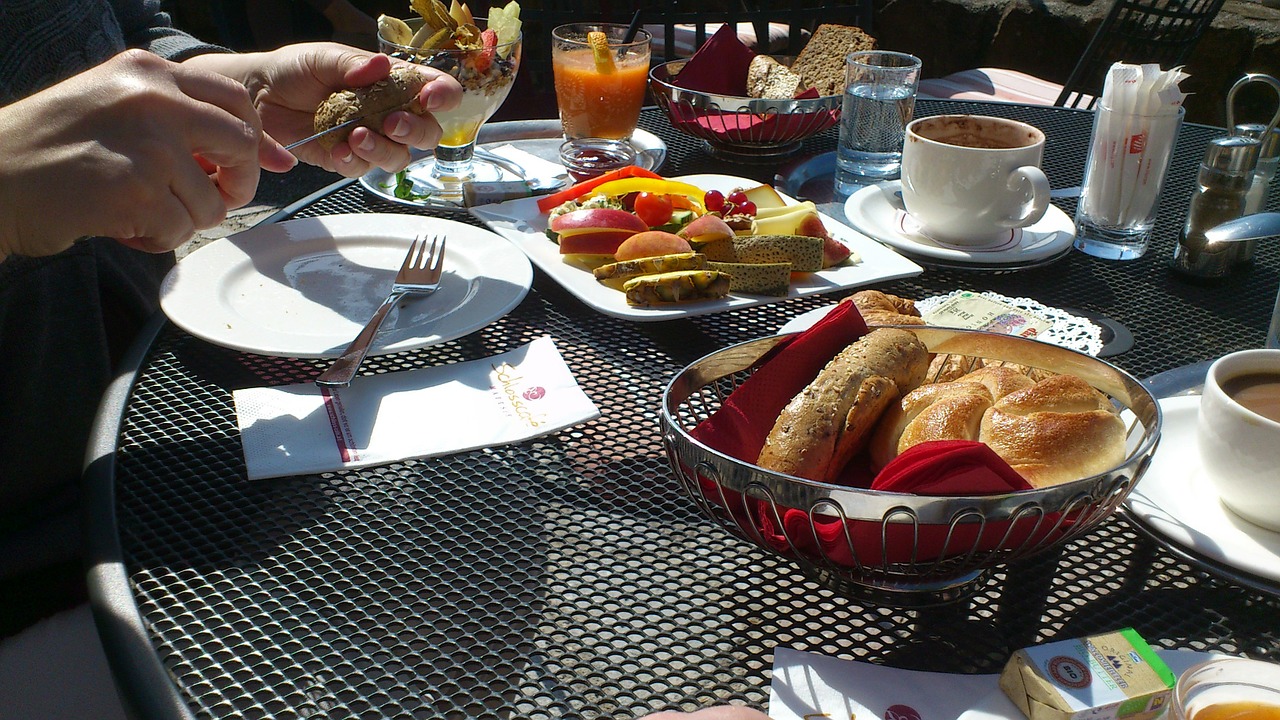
[283,116,366,152]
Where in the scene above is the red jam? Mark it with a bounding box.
[559,138,638,182]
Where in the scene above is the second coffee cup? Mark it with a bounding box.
[900,114,1050,245]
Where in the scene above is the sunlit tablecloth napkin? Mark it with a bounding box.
[768,646,1221,720]
[233,336,599,480]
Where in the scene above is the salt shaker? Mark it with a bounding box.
[1231,123,1280,263]
[1171,135,1261,279]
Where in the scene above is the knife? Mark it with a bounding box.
[284,116,367,152]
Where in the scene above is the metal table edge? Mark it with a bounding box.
[84,310,198,720]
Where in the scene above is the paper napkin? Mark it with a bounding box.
[768,647,1221,720]
[488,144,570,188]
[233,337,599,480]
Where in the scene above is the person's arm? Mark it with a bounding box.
[183,43,462,176]
[110,0,230,62]
[0,50,289,261]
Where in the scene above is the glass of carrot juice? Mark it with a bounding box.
[551,24,652,140]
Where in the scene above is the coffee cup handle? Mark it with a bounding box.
[998,166,1051,229]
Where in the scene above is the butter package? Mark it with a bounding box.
[921,291,1053,339]
[999,629,1176,720]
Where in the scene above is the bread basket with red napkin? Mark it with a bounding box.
[659,301,1161,603]
[647,25,842,160]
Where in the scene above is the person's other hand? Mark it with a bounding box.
[638,707,773,720]
[193,44,462,177]
[0,49,276,259]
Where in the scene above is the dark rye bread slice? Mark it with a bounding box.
[789,24,878,97]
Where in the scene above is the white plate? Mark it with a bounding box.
[160,214,533,358]
[844,181,1075,265]
[1125,395,1280,583]
[469,173,924,322]
[361,128,668,210]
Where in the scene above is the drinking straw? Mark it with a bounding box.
[623,10,642,43]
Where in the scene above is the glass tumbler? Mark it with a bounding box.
[1073,103,1185,260]
[834,50,922,197]
[1172,657,1280,720]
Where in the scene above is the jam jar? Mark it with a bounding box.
[558,137,638,182]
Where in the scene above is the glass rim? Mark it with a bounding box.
[378,17,522,54]
[551,22,652,47]
[1096,101,1186,118]
[845,50,922,69]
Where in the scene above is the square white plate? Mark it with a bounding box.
[469,173,924,321]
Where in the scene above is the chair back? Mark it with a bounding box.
[1056,0,1226,109]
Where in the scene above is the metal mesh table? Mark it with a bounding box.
[87,101,1280,720]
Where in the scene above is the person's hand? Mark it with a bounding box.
[639,707,772,720]
[188,44,462,177]
[0,49,290,260]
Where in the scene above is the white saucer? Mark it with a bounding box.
[1125,395,1280,584]
[843,181,1075,265]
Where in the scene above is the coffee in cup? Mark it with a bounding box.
[1197,349,1280,531]
[899,115,1050,245]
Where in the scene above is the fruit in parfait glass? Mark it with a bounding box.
[377,1,522,195]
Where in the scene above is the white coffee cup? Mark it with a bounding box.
[900,114,1051,245]
[1197,349,1280,531]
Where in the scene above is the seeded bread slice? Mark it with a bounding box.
[789,24,878,97]
[747,55,805,99]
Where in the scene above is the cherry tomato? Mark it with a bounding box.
[633,192,674,227]
[737,200,758,216]
[704,189,726,213]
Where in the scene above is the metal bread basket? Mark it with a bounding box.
[660,326,1162,605]
[648,58,842,161]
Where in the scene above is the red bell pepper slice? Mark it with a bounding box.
[536,166,664,213]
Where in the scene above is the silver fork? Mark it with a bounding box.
[315,234,446,388]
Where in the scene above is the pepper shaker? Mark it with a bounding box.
[1231,123,1280,262]
[1170,135,1261,278]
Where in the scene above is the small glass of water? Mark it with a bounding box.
[835,50,923,198]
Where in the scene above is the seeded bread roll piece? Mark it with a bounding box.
[312,66,429,150]
[757,328,929,483]
[790,24,878,96]
[847,290,926,326]
[747,55,804,99]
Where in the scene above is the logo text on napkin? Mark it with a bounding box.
[491,361,548,428]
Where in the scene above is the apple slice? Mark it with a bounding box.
[678,214,735,243]
[550,208,648,237]
[559,229,637,256]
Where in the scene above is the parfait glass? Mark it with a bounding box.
[379,18,522,199]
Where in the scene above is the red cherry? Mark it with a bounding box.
[704,189,725,213]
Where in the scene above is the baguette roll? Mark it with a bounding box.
[756,328,929,482]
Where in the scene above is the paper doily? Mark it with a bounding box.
[916,290,1104,356]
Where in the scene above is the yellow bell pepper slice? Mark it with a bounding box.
[589,178,708,210]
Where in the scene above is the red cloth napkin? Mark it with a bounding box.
[690,299,867,462]
[671,24,756,96]
[871,440,1032,494]
[664,103,840,143]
